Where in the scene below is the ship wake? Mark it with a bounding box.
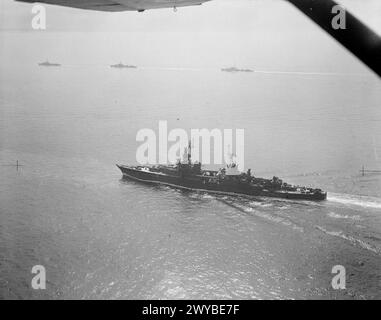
[217,197,304,233]
[328,193,381,210]
[315,226,380,255]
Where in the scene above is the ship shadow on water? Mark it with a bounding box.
[118,177,215,203]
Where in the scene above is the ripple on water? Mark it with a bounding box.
[327,211,362,221]
[315,225,380,255]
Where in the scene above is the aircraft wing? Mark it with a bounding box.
[15,0,211,12]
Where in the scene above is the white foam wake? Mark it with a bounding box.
[221,200,304,233]
[315,226,379,255]
[327,212,362,221]
[328,193,381,210]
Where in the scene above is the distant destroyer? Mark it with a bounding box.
[222,67,253,73]
[38,60,61,67]
[110,62,137,69]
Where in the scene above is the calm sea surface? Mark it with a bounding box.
[1,64,381,299]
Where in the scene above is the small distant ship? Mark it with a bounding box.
[117,142,327,201]
[222,67,253,73]
[38,60,61,67]
[110,62,137,69]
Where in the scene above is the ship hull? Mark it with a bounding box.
[117,165,327,201]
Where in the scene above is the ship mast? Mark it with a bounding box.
[187,140,192,164]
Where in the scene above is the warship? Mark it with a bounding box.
[38,60,61,67]
[110,62,137,69]
[221,67,253,73]
[117,143,327,201]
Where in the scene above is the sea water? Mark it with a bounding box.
[1,62,380,299]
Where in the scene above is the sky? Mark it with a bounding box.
[0,0,381,73]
